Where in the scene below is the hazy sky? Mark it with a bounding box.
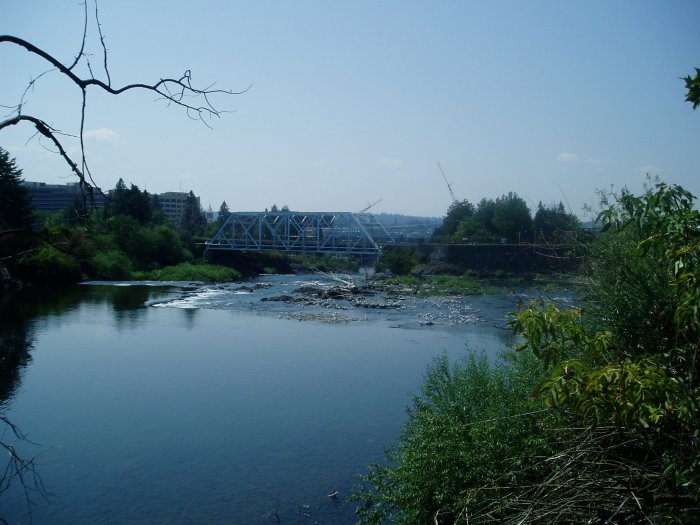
[2,0,699,218]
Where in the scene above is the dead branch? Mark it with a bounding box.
[1,0,248,216]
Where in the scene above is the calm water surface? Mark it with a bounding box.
[0,274,531,524]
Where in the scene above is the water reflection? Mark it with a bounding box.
[0,285,182,404]
[180,307,198,329]
[1,279,528,524]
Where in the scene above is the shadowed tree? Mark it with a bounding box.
[180,191,206,251]
[217,201,231,227]
[0,148,33,230]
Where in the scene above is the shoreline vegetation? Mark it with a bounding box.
[4,144,699,522]
[352,182,700,523]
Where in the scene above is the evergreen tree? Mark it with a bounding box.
[150,194,165,224]
[180,191,206,250]
[217,200,231,227]
[0,147,34,229]
[108,179,151,224]
[533,201,580,242]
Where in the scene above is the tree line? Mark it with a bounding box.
[432,192,581,244]
[0,149,238,284]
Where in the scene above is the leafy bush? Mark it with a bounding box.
[509,182,700,521]
[294,254,361,272]
[91,249,134,280]
[136,262,240,282]
[16,245,82,284]
[376,247,424,275]
[353,351,554,524]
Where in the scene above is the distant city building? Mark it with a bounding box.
[158,191,200,227]
[204,210,219,223]
[22,181,106,212]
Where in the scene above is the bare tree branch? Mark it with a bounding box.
[0,34,249,122]
[1,0,247,221]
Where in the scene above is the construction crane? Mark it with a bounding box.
[437,162,457,203]
[359,198,383,213]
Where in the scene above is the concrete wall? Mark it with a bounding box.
[416,243,580,273]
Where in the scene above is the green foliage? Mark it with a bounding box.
[428,274,488,295]
[16,245,82,284]
[433,193,535,244]
[293,254,360,272]
[353,351,553,524]
[108,178,151,224]
[510,182,700,515]
[135,262,241,282]
[376,247,425,275]
[180,190,206,251]
[385,274,492,295]
[0,147,34,230]
[432,199,476,241]
[533,201,581,243]
[493,192,532,243]
[684,67,700,110]
[105,215,189,271]
[90,249,134,280]
[217,200,231,227]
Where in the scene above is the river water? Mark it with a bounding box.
[0,274,552,524]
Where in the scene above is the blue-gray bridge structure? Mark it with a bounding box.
[205,211,395,256]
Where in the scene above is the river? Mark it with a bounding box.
[0,273,555,524]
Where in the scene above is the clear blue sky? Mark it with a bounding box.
[2,0,699,218]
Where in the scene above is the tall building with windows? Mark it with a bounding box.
[158,191,200,227]
[22,181,105,212]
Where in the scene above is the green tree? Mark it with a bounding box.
[150,193,165,224]
[474,197,497,233]
[108,179,151,224]
[180,191,206,250]
[492,192,532,242]
[533,201,580,242]
[432,199,475,242]
[217,200,231,227]
[0,147,33,230]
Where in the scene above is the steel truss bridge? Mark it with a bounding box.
[205,211,394,255]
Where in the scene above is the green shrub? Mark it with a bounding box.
[376,247,424,275]
[91,249,134,280]
[353,351,555,524]
[17,245,82,284]
[138,262,241,282]
[294,254,361,272]
[430,274,488,294]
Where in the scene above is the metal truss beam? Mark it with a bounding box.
[205,211,393,255]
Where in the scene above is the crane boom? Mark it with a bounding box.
[359,198,383,213]
[437,162,457,202]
